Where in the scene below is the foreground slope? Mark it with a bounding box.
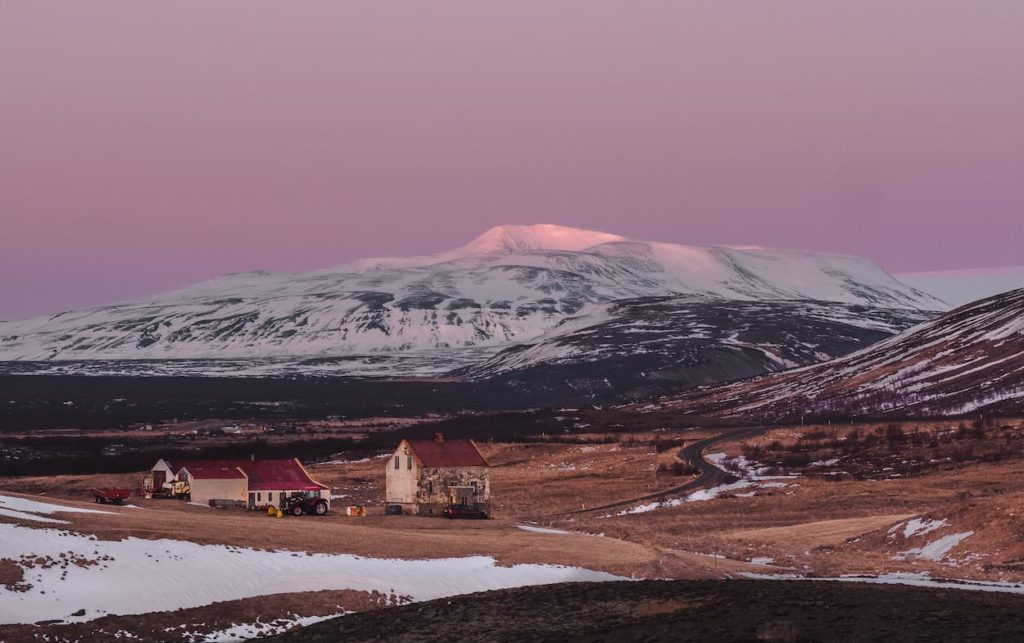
[655,288,1024,418]
[266,579,1024,643]
[0,225,941,376]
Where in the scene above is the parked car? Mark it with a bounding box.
[442,504,489,519]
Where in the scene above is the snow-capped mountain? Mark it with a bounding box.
[0,224,943,375]
[653,288,1024,418]
[897,266,1024,307]
[461,296,934,397]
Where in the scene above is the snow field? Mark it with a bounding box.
[0,522,625,625]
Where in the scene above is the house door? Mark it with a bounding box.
[153,471,166,490]
[248,493,256,509]
[449,486,475,506]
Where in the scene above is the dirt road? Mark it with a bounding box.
[547,425,769,517]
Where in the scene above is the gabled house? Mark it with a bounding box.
[385,433,490,515]
[145,458,329,509]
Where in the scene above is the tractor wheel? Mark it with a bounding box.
[291,505,303,516]
[313,500,328,516]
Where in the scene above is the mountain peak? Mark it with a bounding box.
[453,224,627,256]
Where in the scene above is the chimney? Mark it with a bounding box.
[434,432,445,444]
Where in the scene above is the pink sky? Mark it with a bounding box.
[2,2,1022,320]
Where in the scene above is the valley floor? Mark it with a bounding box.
[2,417,1024,641]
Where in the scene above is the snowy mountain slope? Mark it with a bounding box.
[654,288,1024,418]
[464,297,933,383]
[461,297,933,397]
[0,224,943,373]
[897,266,1024,307]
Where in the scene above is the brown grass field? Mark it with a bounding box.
[2,417,1024,641]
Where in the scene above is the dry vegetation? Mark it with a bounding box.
[4,416,1024,641]
[741,417,1024,480]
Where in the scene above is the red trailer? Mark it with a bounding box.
[89,488,132,505]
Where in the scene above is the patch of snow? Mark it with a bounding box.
[197,612,346,642]
[0,508,69,524]
[749,557,775,566]
[0,523,626,625]
[743,571,1024,595]
[810,458,840,467]
[898,531,974,562]
[618,479,757,515]
[517,525,573,536]
[0,494,113,521]
[889,518,948,539]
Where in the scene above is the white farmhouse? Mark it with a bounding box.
[385,433,490,515]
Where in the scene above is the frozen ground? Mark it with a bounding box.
[0,522,624,625]
[0,494,112,524]
[616,453,798,515]
[743,570,1024,595]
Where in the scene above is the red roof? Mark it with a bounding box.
[242,459,328,491]
[169,459,326,490]
[177,461,245,480]
[406,439,488,468]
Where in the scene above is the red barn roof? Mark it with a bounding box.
[242,459,328,491]
[176,461,246,480]
[168,458,326,490]
[406,438,488,468]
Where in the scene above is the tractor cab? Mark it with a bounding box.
[279,487,329,516]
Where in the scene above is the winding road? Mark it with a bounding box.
[548,425,770,518]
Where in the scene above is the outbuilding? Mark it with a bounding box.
[144,458,329,509]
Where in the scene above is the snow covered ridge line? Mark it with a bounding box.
[0,224,942,369]
[0,522,627,625]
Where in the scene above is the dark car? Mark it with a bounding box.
[442,504,489,519]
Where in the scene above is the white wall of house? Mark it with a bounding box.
[145,459,177,492]
[385,442,420,505]
[185,477,248,504]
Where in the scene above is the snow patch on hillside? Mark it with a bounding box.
[0,523,625,625]
[898,531,974,562]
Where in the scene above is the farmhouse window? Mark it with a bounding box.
[257,492,261,502]
[407,455,412,469]
[427,482,433,494]
[394,456,399,469]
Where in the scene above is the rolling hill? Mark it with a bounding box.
[652,288,1024,419]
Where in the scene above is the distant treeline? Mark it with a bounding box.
[0,375,569,432]
[0,407,732,477]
